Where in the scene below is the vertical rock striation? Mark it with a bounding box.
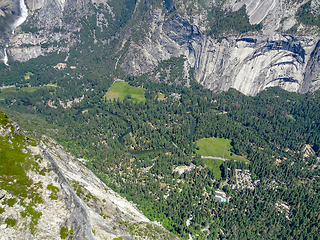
[1,0,320,95]
[0,0,28,65]
[300,39,320,93]
[0,112,179,239]
[121,0,320,95]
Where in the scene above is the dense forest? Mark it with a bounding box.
[1,49,319,239]
[0,0,319,239]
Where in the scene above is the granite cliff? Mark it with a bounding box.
[0,112,178,240]
[122,0,320,95]
[1,0,320,95]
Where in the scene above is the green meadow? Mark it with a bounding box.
[24,71,34,79]
[196,136,247,162]
[157,92,166,101]
[196,137,248,179]
[104,81,145,103]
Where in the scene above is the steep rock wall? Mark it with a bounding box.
[0,0,110,63]
[122,0,320,95]
[0,113,177,240]
[2,0,320,95]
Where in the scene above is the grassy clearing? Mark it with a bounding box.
[203,159,224,180]
[104,81,145,103]
[157,92,166,101]
[24,72,34,79]
[0,86,55,101]
[196,137,248,162]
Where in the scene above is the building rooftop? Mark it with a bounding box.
[214,190,228,203]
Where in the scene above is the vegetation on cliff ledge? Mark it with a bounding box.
[0,111,47,233]
[208,6,262,37]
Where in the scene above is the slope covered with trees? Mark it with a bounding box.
[1,52,319,238]
[0,0,319,239]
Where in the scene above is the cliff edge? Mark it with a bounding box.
[0,111,178,240]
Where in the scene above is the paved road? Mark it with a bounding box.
[172,142,178,148]
[201,156,230,161]
[0,85,15,89]
[201,156,249,164]
[45,84,60,88]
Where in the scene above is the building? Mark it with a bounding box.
[275,201,291,220]
[53,62,67,70]
[303,144,316,158]
[214,189,229,203]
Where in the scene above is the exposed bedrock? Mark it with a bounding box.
[0,0,107,63]
[2,0,320,95]
[122,11,320,96]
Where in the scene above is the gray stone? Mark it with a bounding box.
[121,1,320,95]
[0,224,7,229]
[2,0,320,95]
[0,190,5,200]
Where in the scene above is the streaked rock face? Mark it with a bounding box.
[122,0,320,95]
[0,0,102,63]
[192,34,320,95]
[0,114,178,240]
[225,0,278,25]
[2,0,320,95]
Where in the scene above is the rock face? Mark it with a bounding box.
[122,0,320,95]
[0,112,178,240]
[185,32,320,96]
[0,0,111,62]
[2,0,320,95]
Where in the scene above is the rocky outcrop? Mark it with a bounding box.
[193,34,320,95]
[121,0,320,95]
[0,112,178,240]
[2,0,320,95]
[300,39,320,93]
[0,0,111,63]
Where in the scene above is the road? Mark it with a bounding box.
[201,156,230,161]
